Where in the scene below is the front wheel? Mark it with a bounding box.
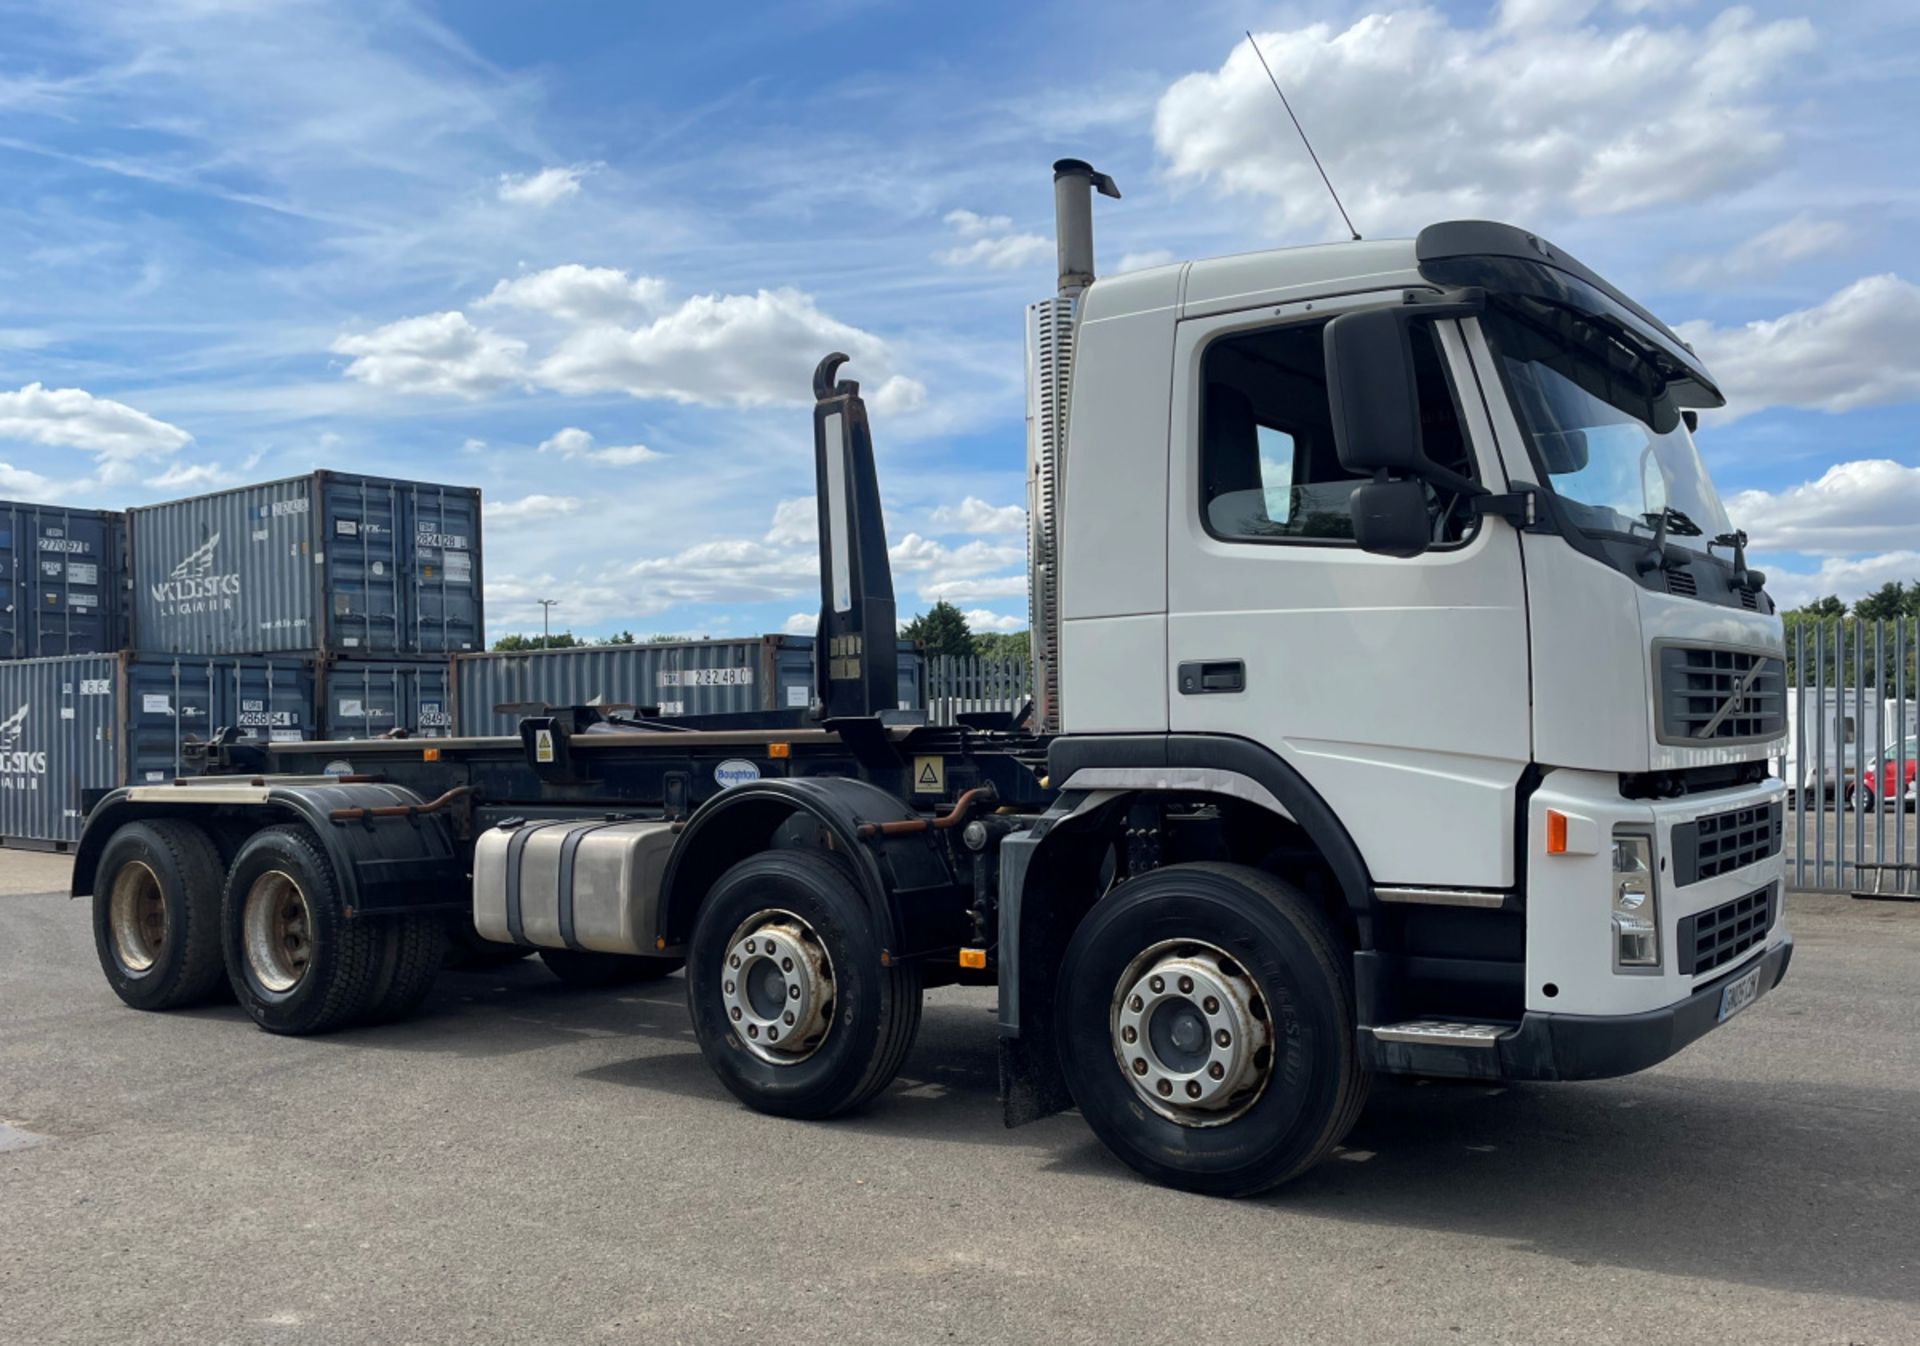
[686,849,921,1119]
[1056,862,1367,1197]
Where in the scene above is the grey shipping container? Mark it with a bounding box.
[0,653,316,848]
[453,635,923,737]
[0,500,127,659]
[128,471,483,659]
[319,658,453,740]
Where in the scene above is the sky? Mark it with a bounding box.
[1,0,1916,642]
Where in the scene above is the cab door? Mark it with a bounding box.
[1164,295,1531,889]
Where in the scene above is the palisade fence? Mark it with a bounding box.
[1784,617,1920,896]
[928,655,1031,725]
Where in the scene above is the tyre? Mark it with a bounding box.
[220,824,378,1035]
[1055,862,1367,1198]
[360,915,450,1025]
[685,849,921,1119]
[538,947,683,987]
[91,820,228,1011]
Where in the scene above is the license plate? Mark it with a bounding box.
[1718,964,1763,1022]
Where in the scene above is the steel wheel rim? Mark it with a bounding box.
[243,870,313,994]
[1110,938,1274,1127]
[720,908,835,1065]
[108,860,167,975]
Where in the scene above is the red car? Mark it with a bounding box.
[1873,736,1920,810]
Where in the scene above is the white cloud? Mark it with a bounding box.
[145,462,233,491]
[782,611,818,635]
[0,382,192,469]
[538,287,903,407]
[888,532,1026,606]
[870,375,927,416]
[765,497,818,546]
[486,493,583,521]
[1763,553,1920,612]
[937,234,1051,271]
[1679,276,1920,421]
[922,574,1029,604]
[331,311,525,398]
[0,461,58,496]
[930,496,1026,535]
[478,265,670,325]
[936,207,1051,271]
[962,608,1026,633]
[1155,7,1815,234]
[626,537,819,605]
[1728,461,1920,557]
[944,209,1013,236]
[497,164,591,208]
[1117,249,1176,274]
[1671,215,1850,287]
[536,426,661,466]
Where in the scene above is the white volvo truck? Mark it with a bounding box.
[70,159,1791,1196]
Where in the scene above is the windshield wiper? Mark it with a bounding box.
[1709,529,1767,595]
[1634,506,1701,574]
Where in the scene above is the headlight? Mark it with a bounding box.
[1611,830,1660,970]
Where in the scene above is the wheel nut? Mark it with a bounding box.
[730,1007,742,1021]
[1178,975,1194,995]
[1216,1029,1231,1048]
[784,1012,795,1026]
[768,1027,779,1041]
[1156,1079,1173,1096]
[1202,996,1219,1015]
[724,981,735,995]
[1130,995,1144,1012]
[1208,1062,1225,1080]
[1132,1058,1148,1076]
[1185,1081,1202,1099]
[747,1024,759,1038]
[1121,1026,1137,1044]
[729,954,740,969]
[745,939,757,954]
[1149,975,1164,994]
[789,985,801,999]
[782,957,794,972]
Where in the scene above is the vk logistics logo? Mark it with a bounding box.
[0,703,47,786]
[150,531,242,618]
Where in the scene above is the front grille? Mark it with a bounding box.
[1656,645,1787,744]
[1677,885,1774,977]
[1670,800,1783,886]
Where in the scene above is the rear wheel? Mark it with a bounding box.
[538,948,683,987]
[1056,862,1367,1197]
[91,820,228,1011]
[361,915,449,1025]
[221,825,377,1035]
[686,849,921,1119]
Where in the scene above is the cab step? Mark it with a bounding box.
[1369,1021,1508,1048]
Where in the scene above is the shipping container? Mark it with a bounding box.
[0,500,127,659]
[319,658,453,740]
[0,653,316,847]
[452,635,923,737]
[128,471,483,659]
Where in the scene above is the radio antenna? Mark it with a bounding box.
[1244,31,1361,241]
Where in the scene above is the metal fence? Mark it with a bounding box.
[927,655,1030,724]
[1783,617,1920,896]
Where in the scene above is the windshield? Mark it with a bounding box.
[1481,301,1732,553]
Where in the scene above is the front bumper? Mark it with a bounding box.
[1500,933,1793,1081]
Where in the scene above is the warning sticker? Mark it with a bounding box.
[912,755,946,795]
[534,728,555,764]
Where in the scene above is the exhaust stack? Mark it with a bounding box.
[1051,158,1120,300]
[1028,159,1119,735]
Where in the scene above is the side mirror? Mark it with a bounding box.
[1349,479,1432,558]
[1325,307,1425,477]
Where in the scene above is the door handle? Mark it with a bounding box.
[1178,660,1245,695]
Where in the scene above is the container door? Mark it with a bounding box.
[1164,303,1532,890]
[323,475,403,656]
[406,485,482,655]
[230,658,315,746]
[0,505,20,658]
